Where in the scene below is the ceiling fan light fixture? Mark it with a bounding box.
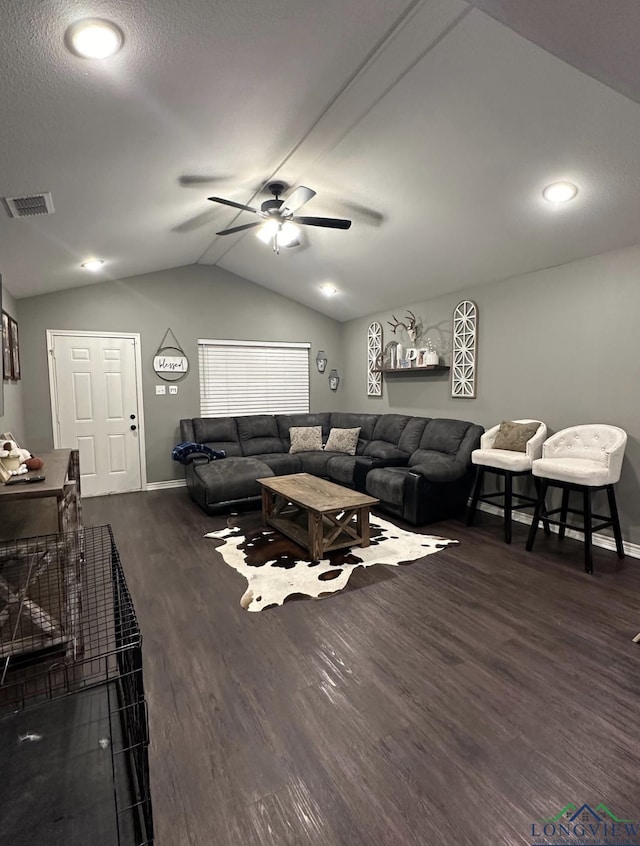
[257,219,279,243]
[278,222,300,247]
[66,19,124,59]
[542,181,578,203]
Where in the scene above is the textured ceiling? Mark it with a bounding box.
[2,0,640,320]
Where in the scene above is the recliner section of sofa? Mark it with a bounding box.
[365,418,483,524]
[179,412,483,524]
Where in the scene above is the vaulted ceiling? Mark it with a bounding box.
[2,0,640,320]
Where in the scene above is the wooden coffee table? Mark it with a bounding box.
[257,473,379,560]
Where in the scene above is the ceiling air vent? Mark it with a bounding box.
[3,192,55,218]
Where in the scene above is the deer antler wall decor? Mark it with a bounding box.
[388,310,419,345]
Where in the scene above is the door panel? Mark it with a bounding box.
[52,334,142,496]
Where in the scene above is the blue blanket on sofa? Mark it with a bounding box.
[171,442,226,464]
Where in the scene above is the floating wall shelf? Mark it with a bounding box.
[374,365,450,375]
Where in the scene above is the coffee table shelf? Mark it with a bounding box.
[258,474,379,561]
[267,510,363,555]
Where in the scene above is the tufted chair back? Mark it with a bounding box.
[542,424,627,484]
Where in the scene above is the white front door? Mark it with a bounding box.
[49,332,143,496]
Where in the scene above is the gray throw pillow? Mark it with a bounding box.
[493,421,539,452]
[324,427,361,455]
[289,426,323,454]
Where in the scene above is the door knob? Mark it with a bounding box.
[130,424,137,431]
[130,414,136,420]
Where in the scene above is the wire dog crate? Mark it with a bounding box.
[0,525,153,846]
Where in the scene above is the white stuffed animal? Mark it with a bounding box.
[0,440,30,475]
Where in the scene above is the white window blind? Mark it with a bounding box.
[198,339,310,417]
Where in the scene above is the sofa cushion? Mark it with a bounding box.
[326,455,358,486]
[194,456,274,503]
[372,414,411,445]
[289,426,323,453]
[330,412,378,454]
[398,417,430,455]
[415,418,470,456]
[365,467,408,507]
[189,417,243,456]
[330,412,378,440]
[193,417,238,444]
[236,414,286,456]
[363,442,407,460]
[253,453,303,475]
[180,419,195,442]
[324,427,360,455]
[276,413,331,444]
[492,420,539,452]
[364,414,412,459]
[298,450,339,477]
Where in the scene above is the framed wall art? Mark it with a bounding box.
[367,321,383,396]
[153,327,189,382]
[8,317,20,380]
[2,312,11,381]
[451,300,478,398]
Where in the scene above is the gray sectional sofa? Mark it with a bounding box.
[179,412,483,526]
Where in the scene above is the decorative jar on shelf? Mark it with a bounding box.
[424,350,439,366]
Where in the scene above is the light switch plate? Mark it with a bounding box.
[169,385,178,395]
[156,385,166,395]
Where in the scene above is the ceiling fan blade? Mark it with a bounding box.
[280,186,316,216]
[208,196,262,214]
[292,216,352,230]
[216,221,263,236]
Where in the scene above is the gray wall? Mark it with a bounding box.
[0,287,25,444]
[19,264,343,483]
[340,243,640,545]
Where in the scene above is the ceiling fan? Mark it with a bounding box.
[208,182,352,252]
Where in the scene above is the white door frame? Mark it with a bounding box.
[46,329,148,492]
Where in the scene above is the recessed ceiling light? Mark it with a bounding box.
[542,182,578,203]
[81,259,105,272]
[320,283,337,296]
[66,19,124,59]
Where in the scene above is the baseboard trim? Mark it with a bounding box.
[146,480,186,491]
[475,502,640,560]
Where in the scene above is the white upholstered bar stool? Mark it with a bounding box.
[526,424,627,574]
[467,419,547,544]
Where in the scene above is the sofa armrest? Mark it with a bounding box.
[409,461,466,483]
[188,453,212,466]
[353,455,409,491]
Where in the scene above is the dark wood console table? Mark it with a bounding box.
[0,449,83,663]
[0,449,82,535]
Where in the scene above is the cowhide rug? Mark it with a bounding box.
[205,515,456,612]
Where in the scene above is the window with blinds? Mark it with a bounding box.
[198,339,310,417]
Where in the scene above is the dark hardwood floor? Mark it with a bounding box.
[13,489,640,844]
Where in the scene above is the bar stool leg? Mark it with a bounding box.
[606,484,625,559]
[533,477,551,536]
[559,488,570,540]
[583,487,593,574]
[504,471,513,544]
[526,478,547,552]
[467,467,484,527]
